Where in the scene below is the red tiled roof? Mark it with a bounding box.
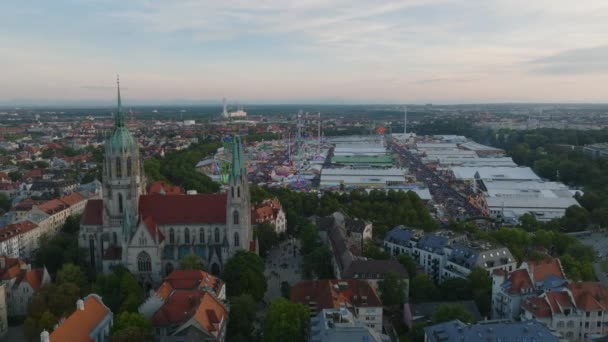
[142,216,165,243]
[139,194,227,225]
[567,282,608,311]
[507,269,533,294]
[16,268,46,291]
[522,297,552,318]
[60,192,85,206]
[0,221,38,243]
[290,279,382,310]
[545,291,574,314]
[50,294,111,342]
[152,290,226,335]
[37,199,69,215]
[527,258,565,283]
[81,199,103,225]
[147,181,184,195]
[0,257,25,280]
[163,270,223,294]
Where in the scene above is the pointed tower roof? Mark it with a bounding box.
[230,136,244,181]
[115,75,125,127]
[105,76,138,155]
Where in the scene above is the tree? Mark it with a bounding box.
[8,171,22,182]
[467,267,492,317]
[397,254,417,278]
[363,240,390,260]
[378,272,407,306]
[93,266,144,313]
[263,298,309,342]
[439,278,472,301]
[178,253,204,270]
[110,312,153,342]
[56,263,88,294]
[410,274,439,303]
[227,294,257,341]
[255,223,279,258]
[432,304,474,324]
[222,251,267,301]
[23,283,81,339]
[0,193,11,212]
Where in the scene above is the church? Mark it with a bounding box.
[79,79,254,286]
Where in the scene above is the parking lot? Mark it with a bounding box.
[263,239,303,304]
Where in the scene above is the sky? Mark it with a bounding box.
[1,0,608,105]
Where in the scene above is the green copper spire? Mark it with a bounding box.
[230,136,244,181]
[115,75,125,128]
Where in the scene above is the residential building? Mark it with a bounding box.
[383,226,423,256]
[423,319,559,342]
[309,308,390,342]
[139,269,226,319]
[252,198,287,234]
[291,279,384,334]
[412,231,466,282]
[341,259,409,302]
[0,284,7,339]
[443,240,516,280]
[521,282,608,341]
[404,300,482,329]
[492,257,567,320]
[45,294,113,342]
[0,258,51,317]
[150,289,227,341]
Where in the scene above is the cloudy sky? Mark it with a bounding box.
[1,0,608,105]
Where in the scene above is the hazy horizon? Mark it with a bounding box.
[2,1,608,104]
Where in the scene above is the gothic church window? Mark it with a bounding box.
[231,187,234,198]
[116,157,122,178]
[234,232,240,247]
[118,193,123,214]
[127,157,132,176]
[233,210,239,225]
[215,227,220,243]
[200,228,205,243]
[169,228,175,244]
[137,251,151,272]
[237,187,240,198]
[184,228,190,244]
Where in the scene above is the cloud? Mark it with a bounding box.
[528,45,608,75]
[415,78,477,84]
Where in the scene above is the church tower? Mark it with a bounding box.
[102,76,145,230]
[226,136,252,256]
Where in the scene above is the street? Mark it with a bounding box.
[263,239,303,304]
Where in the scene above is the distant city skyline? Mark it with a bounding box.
[2,1,608,105]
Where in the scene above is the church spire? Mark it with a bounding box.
[230,136,244,181]
[115,75,125,128]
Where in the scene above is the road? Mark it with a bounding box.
[263,239,303,304]
[389,140,482,220]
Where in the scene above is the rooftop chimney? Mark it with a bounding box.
[76,299,84,311]
[40,330,49,342]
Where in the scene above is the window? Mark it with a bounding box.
[233,210,239,225]
[137,251,151,272]
[116,157,122,178]
[184,228,190,244]
[231,187,234,198]
[215,227,220,243]
[118,193,123,214]
[113,232,117,245]
[237,187,240,197]
[126,157,132,176]
[234,232,240,247]
[200,228,205,244]
[169,228,175,244]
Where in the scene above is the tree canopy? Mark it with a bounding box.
[378,272,408,306]
[222,251,267,301]
[263,298,309,342]
[178,253,205,271]
[92,266,144,314]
